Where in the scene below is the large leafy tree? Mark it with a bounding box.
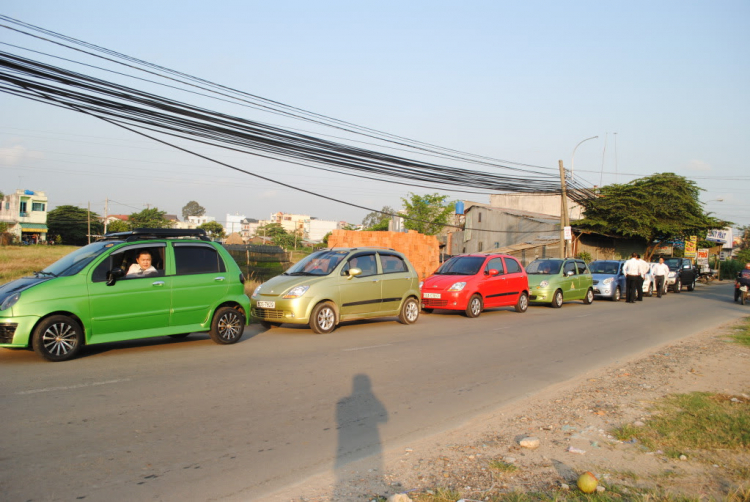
[198,221,225,240]
[181,200,206,220]
[106,219,130,233]
[576,173,730,260]
[129,208,172,229]
[362,206,395,231]
[48,205,103,245]
[256,222,302,248]
[401,192,455,236]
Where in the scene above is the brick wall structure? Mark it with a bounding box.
[328,230,440,280]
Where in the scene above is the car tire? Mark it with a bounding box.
[514,292,529,313]
[422,308,434,314]
[209,307,245,344]
[687,278,696,292]
[465,294,483,318]
[310,301,336,334]
[612,287,621,302]
[583,288,594,305]
[168,334,191,339]
[551,289,563,308]
[398,297,420,325]
[32,315,84,362]
[674,279,681,293]
[646,283,653,297]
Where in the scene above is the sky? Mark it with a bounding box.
[1,1,748,228]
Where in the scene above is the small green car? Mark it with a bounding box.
[526,258,595,308]
[0,229,250,361]
[251,247,421,333]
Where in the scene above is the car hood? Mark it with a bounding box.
[591,273,618,281]
[0,276,52,305]
[422,274,474,290]
[256,273,331,296]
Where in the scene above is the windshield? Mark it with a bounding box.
[436,256,485,276]
[526,259,563,275]
[284,250,348,276]
[41,241,121,277]
[663,258,681,271]
[589,261,620,275]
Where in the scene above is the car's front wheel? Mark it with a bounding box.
[398,297,420,324]
[674,278,681,293]
[645,283,653,297]
[583,288,594,305]
[515,292,529,313]
[32,315,84,362]
[612,286,621,302]
[209,307,245,344]
[310,302,336,334]
[687,278,696,291]
[465,294,483,318]
[551,289,564,308]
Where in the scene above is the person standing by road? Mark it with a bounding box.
[623,253,640,303]
[636,254,650,301]
[653,257,670,298]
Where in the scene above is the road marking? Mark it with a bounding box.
[17,378,131,395]
[576,314,592,318]
[343,344,393,352]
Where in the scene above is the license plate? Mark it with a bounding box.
[257,301,275,309]
[423,293,441,299]
[741,286,748,292]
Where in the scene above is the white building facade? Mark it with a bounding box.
[0,189,49,243]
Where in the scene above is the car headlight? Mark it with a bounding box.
[0,292,20,311]
[448,282,466,291]
[538,280,549,288]
[419,281,423,290]
[668,272,676,278]
[602,278,613,285]
[283,285,310,299]
[252,285,262,297]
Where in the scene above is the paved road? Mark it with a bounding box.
[0,281,746,501]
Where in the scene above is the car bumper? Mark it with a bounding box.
[528,288,553,303]
[0,315,38,347]
[250,296,316,324]
[421,291,467,310]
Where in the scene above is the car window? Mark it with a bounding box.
[341,253,378,277]
[380,253,407,274]
[563,261,577,275]
[485,257,504,274]
[589,261,618,274]
[505,258,522,274]
[437,256,486,275]
[287,250,347,276]
[526,259,562,275]
[174,243,226,275]
[91,244,166,283]
[576,261,588,274]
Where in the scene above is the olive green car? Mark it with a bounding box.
[526,258,595,308]
[251,248,421,333]
[0,229,250,361]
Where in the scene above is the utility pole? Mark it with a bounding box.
[103,197,109,234]
[87,201,91,244]
[558,160,570,258]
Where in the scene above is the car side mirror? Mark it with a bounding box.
[347,267,362,279]
[488,269,499,276]
[566,270,575,277]
[106,268,124,286]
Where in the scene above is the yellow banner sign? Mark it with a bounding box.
[684,236,698,258]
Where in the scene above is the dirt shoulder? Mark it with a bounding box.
[276,316,750,501]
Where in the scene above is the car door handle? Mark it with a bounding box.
[214,277,226,282]
[152,281,165,287]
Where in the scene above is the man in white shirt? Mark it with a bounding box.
[635,254,650,301]
[652,257,670,298]
[126,250,158,277]
[623,253,640,303]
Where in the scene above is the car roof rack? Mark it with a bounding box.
[324,247,396,252]
[102,228,210,242]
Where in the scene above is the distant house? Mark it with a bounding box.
[0,189,49,243]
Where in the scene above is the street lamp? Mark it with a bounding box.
[571,135,599,180]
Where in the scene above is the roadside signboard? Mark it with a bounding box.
[684,236,698,258]
[707,228,733,249]
[696,248,709,266]
[653,244,673,256]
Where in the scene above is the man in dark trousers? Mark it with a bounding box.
[623,253,640,303]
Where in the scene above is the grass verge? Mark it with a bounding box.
[730,317,750,347]
[0,245,78,283]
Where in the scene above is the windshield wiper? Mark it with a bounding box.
[34,271,58,277]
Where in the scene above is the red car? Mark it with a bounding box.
[420,254,529,317]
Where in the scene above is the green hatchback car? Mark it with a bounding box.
[251,247,421,333]
[526,258,595,308]
[0,229,250,361]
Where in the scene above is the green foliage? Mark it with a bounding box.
[362,206,395,229]
[340,223,359,231]
[256,222,301,249]
[106,219,129,233]
[577,173,730,260]
[401,192,455,236]
[48,205,103,245]
[198,221,225,240]
[576,251,592,263]
[128,207,172,229]
[181,200,206,220]
[321,231,332,246]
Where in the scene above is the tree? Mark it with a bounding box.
[129,207,172,229]
[181,200,206,221]
[106,219,130,233]
[48,205,103,245]
[401,192,455,236]
[576,173,730,261]
[362,206,395,230]
[199,221,225,240]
